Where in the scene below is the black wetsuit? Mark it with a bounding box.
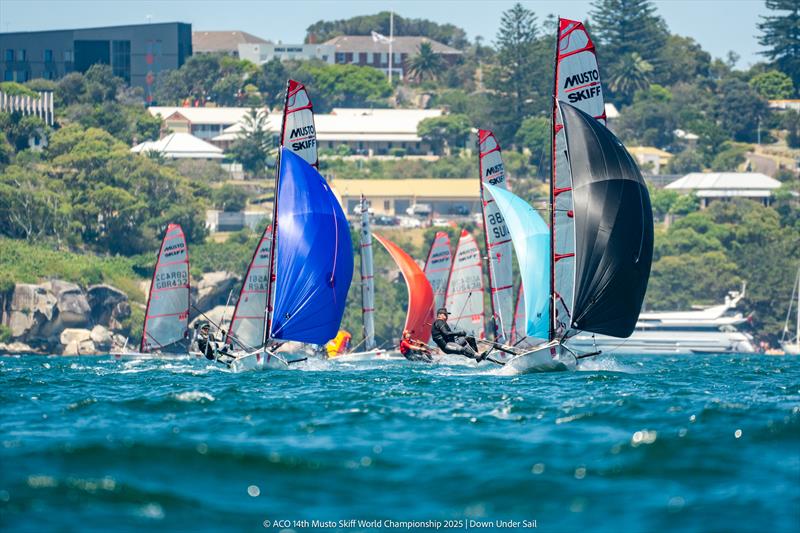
[197,336,216,360]
[431,319,480,359]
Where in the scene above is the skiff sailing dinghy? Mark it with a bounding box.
[112,223,192,359]
[485,18,654,373]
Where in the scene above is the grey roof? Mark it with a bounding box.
[323,35,461,56]
[665,172,782,191]
[192,31,269,52]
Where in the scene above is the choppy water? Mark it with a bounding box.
[1,354,798,532]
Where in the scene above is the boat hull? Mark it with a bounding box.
[227,348,293,372]
[329,349,394,362]
[780,341,800,356]
[504,341,573,374]
[568,330,757,355]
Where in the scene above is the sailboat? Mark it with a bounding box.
[478,129,514,344]
[423,231,453,312]
[444,229,485,339]
[485,18,654,373]
[221,81,353,371]
[781,266,800,355]
[373,233,435,347]
[113,223,191,358]
[328,195,392,361]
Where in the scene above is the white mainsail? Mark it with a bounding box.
[359,195,376,351]
[227,227,271,350]
[445,229,485,338]
[281,79,318,168]
[424,231,453,312]
[478,129,514,343]
[141,223,190,353]
[552,17,606,339]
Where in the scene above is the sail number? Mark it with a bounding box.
[487,212,509,239]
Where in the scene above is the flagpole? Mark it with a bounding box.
[388,11,393,84]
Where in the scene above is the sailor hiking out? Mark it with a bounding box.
[399,330,435,362]
[431,308,488,362]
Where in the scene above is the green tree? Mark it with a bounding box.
[655,35,711,86]
[486,3,543,143]
[83,64,123,103]
[758,0,800,91]
[715,78,769,142]
[783,109,800,147]
[228,108,273,179]
[407,41,445,82]
[257,58,289,109]
[514,115,549,169]
[590,0,669,69]
[749,69,795,99]
[213,184,248,212]
[607,52,654,105]
[305,64,392,111]
[417,114,472,154]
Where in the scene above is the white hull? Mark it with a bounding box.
[503,341,574,374]
[329,349,403,362]
[780,341,800,356]
[111,350,197,360]
[226,348,294,372]
[569,329,757,355]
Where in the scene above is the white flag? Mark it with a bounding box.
[371,30,390,43]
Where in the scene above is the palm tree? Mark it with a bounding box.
[607,52,654,105]
[229,108,273,179]
[407,41,444,83]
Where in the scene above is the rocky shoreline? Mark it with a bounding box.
[0,272,239,355]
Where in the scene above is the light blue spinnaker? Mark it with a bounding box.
[269,148,354,344]
[484,183,550,341]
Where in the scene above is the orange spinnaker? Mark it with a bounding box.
[373,233,434,343]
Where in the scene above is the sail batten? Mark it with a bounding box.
[478,129,514,343]
[374,234,434,343]
[141,223,189,353]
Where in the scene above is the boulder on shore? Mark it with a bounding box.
[0,341,39,354]
[60,328,96,355]
[6,283,58,340]
[87,284,131,330]
[194,271,239,312]
[44,281,91,329]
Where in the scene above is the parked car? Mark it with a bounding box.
[374,215,399,226]
[399,216,423,229]
[405,203,432,217]
[432,217,450,227]
[451,205,469,216]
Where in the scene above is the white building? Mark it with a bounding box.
[131,132,224,160]
[238,43,335,65]
[665,172,782,207]
[149,106,444,156]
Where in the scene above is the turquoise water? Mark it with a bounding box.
[1,354,798,532]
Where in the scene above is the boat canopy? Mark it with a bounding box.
[374,233,434,343]
[485,183,550,341]
[561,103,654,338]
[141,223,189,352]
[269,148,353,344]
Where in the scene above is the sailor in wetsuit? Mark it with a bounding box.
[399,330,434,362]
[196,322,216,360]
[430,307,487,361]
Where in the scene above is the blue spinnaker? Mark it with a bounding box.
[484,183,550,341]
[270,148,354,344]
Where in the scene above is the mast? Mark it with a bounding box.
[263,81,292,345]
[360,195,376,350]
[548,18,561,343]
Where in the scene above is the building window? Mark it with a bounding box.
[15,70,28,82]
[44,70,54,80]
[111,40,131,83]
[372,52,380,64]
[359,52,367,64]
[345,52,353,63]
[384,200,390,210]
[3,70,12,81]
[321,55,328,62]
[63,50,73,62]
[335,52,345,63]
[44,49,53,62]
[17,49,26,61]
[5,49,13,62]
